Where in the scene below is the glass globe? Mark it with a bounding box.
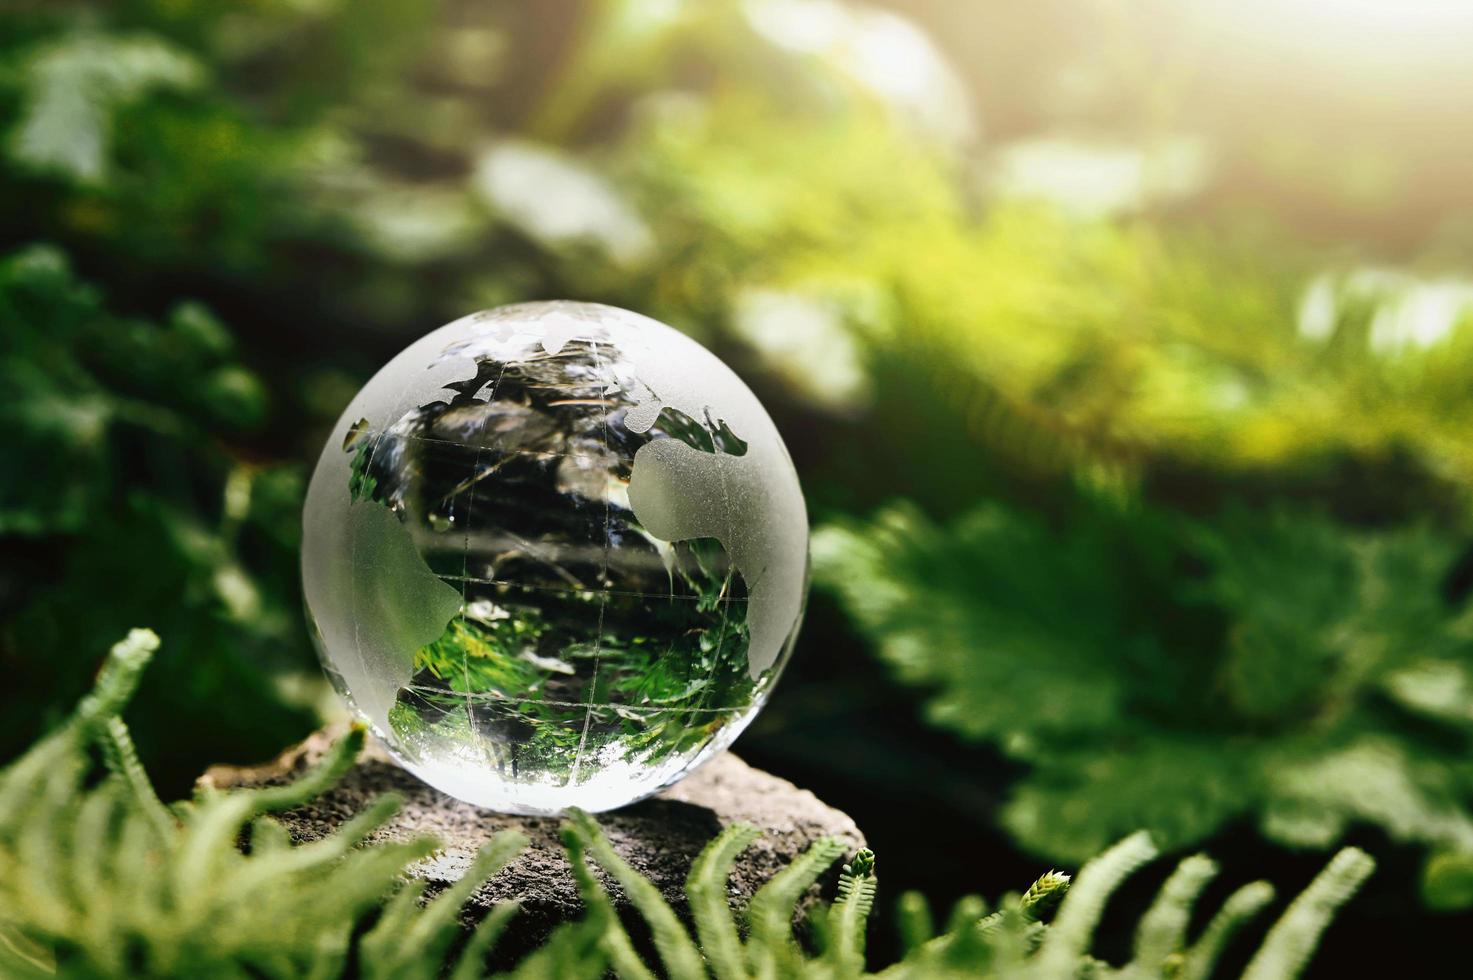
[302,302,808,813]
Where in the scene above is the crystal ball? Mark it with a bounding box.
[302,302,808,813]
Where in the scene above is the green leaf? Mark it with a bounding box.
[8,34,202,183]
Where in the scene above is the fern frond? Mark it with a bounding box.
[499,915,611,980]
[246,814,294,857]
[98,716,174,840]
[1126,854,1218,976]
[561,822,652,980]
[0,728,76,833]
[175,725,375,905]
[877,894,990,977]
[571,809,711,979]
[360,831,527,980]
[67,779,123,921]
[403,833,528,965]
[895,891,934,954]
[686,822,761,980]
[824,848,877,975]
[1178,881,1275,980]
[1019,869,1071,921]
[14,751,88,937]
[747,835,849,954]
[1242,847,1375,980]
[72,628,160,731]
[982,905,1033,977]
[1034,831,1158,974]
[0,630,158,836]
[449,900,520,980]
[944,894,989,934]
[244,724,369,814]
[359,876,432,976]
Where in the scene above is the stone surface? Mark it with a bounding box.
[200,731,865,961]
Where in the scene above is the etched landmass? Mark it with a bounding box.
[342,501,464,675]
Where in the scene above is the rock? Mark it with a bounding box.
[200,731,865,963]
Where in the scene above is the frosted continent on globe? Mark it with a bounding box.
[302,302,809,813]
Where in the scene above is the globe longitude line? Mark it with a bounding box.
[455,445,482,765]
[567,334,614,788]
[457,355,512,777]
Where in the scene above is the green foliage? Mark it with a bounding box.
[0,0,437,273]
[566,808,1373,980]
[0,629,1371,979]
[0,628,524,978]
[9,34,202,184]
[0,244,316,787]
[0,0,1462,958]
[815,500,1473,875]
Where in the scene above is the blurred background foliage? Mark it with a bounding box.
[2,0,1472,972]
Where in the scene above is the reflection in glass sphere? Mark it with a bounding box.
[302,302,808,813]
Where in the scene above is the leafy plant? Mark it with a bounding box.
[814,499,1473,891]
[0,244,316,788]
[0,628,1372,978]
